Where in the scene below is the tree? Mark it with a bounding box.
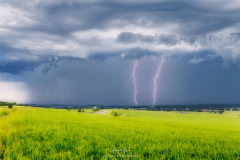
[8,104,13,109]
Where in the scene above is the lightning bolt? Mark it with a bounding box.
[132,60,138,106]
[153,59,164,106]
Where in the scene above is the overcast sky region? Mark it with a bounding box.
[1,0,240,105]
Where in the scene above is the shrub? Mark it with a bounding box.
[111,111,121,116]
[8,104,13,109]
[78,109,82,112]
[67,108,71,111]
[92,108,100,112]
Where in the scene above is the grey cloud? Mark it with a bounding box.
[230,32,240,42]
[122,48,159,59]
[116,32,155,43]
[117,32,178,46]
[8,1,239,37]
[88,48,161,61]
[1,0,240,63]
[231,32,240,36]
[158,34,178,46]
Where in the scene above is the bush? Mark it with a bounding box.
[111,111,121,116]
[67,108,71,111]
[8,104,13,109]
[78,109,81,112]
[92,108,100,112]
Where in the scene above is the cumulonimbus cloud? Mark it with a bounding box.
[0,0,240,63]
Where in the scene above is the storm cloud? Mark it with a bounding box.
[1,0,240,105]
[0,0,240,61]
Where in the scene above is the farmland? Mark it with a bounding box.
[0,106,240,159]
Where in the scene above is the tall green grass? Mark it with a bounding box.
[0,110,9,117]
[0,107,240,159]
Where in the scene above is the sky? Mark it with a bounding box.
[1,0,240,106]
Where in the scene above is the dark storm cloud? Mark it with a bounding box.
[2,0,240,105]
[5,1,238,38]
[23,55,240,105]
[26,58,133,105]
[30,1,190,35]
[0,61,41,75]
[1,0,240,61]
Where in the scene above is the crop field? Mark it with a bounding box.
[0,106,240,159]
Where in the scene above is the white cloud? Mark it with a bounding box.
[0,81,30,103]
[0,4,37,27]
[189,58,205,64]
[8,54,39,61]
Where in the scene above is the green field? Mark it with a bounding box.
[0,106,240,159]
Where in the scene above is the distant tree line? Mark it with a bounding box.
[17,103,240,113]
[121,104,240,113]
[0,101,29,106]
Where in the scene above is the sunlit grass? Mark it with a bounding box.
[0,107,240,159]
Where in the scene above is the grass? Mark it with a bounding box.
[0,110,10,117]
[0,107,240,159]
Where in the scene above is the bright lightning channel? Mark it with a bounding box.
[132,60,138,106]
[153,59,164,106]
